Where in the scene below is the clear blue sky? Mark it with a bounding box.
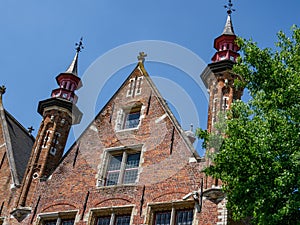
[0,0,299,155]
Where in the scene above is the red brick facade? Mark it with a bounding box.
[0,11,243,225]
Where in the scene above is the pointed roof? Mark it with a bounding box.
[0,86,35,186]
[222,14,235,35]
[65,51,79,76]
[64,38,84,76]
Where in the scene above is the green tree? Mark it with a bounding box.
[199,26,300,224]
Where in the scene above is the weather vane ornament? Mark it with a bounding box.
[224,0,235,15]
[75,37,84,53]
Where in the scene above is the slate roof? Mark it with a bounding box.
[222,14,235,35]
[0,98,35,186]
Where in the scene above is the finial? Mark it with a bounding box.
[190,124,194,132]
[75,37,84,53]
[137,52,147,63]
[0,85,6,95]
[27,126,34,134]
[224,0,235,15]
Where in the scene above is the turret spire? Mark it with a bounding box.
[65,38,84,76]
[211,0,239,62]
[50,38,83,104]
[222,0,235,35]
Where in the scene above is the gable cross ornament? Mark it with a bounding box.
[137,52,147,63]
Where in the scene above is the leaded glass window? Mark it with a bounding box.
[124,111,140,129]
[175,210,193,225]
[153,209,193,225]
[105,151,141,186]
[96,215,130,225]
[155,212,171,225]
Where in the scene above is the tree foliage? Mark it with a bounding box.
[199,26,300,224]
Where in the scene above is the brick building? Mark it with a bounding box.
[0,5,244,225]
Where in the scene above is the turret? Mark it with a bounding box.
[11,39,83,222]
[200,0,244,204]
[201,1,243,133]
[211,2,240,63]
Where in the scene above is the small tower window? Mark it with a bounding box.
[222,96,229,110]
[50,147,57,156]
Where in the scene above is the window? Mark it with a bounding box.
[90,207,132,225]
[154,210,193,225]
[150,203,194,225]
[50,147,57,156]
[105,151,141,186]
[95,214,130,225]
[222,96,229,110]
[115,104,142,131]
[44,219,74,225]
[124,109,140,129]
[38,211,76,225]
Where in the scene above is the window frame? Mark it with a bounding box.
[97,145,143,187]
[88,206,133,225]
[123,108,141,130]
[37,210,77,225]
[148,201,195,225]
[115,103,143,132]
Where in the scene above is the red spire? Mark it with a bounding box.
[51,38,83,103]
